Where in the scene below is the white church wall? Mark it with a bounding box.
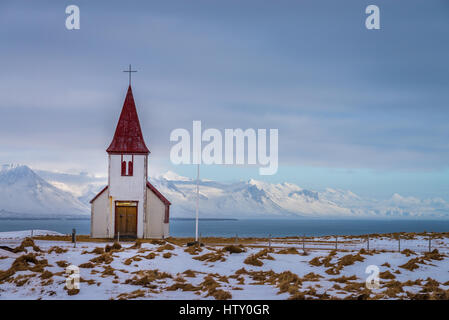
[109,154,147,238]
[91,189,111,238]
[145,187,168,238]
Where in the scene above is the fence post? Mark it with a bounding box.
[72,228,76,248]
[398,235,400,252]
[31,230,33,238]
[268,234,271,250]
[117,231,120,243]
[335,236,338,250]
[302,234,305,252]
[428,234,432,253]
[367,235,369,251]
[235,233,238,245]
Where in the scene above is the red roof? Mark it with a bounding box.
[106,86,150,154]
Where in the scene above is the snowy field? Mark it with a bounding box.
[1,230,449,300]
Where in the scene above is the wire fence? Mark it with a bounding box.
[242,233,449,254]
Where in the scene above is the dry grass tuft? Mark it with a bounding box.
[244,254,263,267]
[302,272,323,282]
[222,245,245,254]
[157,244,175,252]
[289,291,306,300]
[150,239,166,245]
[423,249,445,261]
[309,256,322,267]
[399,258,421,271]
[401,249,416,257]
[117,289,146,300]
[329,275,357,283]
[210,289,232,300]
[129,240,142,249]
[277,271,302,294]
[66,288,80,296]
[90,253,114,264]
[166,282,200,292]
[40,270,53,280]
[337,254,365,268]
[47,246,68,254]
[162,252,172,259]
[124,255,143,265]
[13,238,41,253]
[89,247,105,255]
[105,242,122,253]
[143,252,156,259]
[56,260,69,268]
[194,251,226,262]
[125,269,172,287]
[79,262,95,268]
[183,270,197,278]
[184,245,203,255]
[276,247,299,255]
[379,271,396,280]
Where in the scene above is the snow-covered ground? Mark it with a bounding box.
[0,230,448,300]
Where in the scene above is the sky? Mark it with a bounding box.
[0,0,448,199]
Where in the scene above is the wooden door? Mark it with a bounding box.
[115,203,137,238]
[125,206,137,236]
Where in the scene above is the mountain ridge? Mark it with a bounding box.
[1,164,448,219]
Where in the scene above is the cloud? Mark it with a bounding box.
[0,0,448,196]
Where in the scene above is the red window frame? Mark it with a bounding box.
[121,155,134,176]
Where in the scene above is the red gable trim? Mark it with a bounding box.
[90,186,108,204]
[146,181,171,206]
[106,86,150,154]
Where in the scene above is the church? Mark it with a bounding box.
[90,85,171,239]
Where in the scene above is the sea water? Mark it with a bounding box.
[0,218,448,237]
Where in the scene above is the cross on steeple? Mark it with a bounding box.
[123,64,137,86]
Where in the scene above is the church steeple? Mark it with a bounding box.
[106,85,150,154]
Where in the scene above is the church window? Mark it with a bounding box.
[128,160,133,176]
[121,160,126,176]
[121,155,134,176]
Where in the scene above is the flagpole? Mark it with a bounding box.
[195,163,199,242]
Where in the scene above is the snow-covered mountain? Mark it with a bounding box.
[149,171,449,219]
[1,165,448,219]
[0,164,89,218]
